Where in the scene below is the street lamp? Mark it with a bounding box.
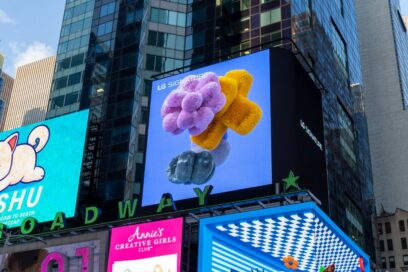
[0,230,47,271]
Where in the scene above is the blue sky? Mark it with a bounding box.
[0,0,65,76]
[0,0,407,76]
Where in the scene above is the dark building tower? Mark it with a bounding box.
[146,0,374,254]
[47,0,374,256]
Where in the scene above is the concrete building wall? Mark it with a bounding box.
[3,56,56,130]
[356,0,408,213]
[375,209,408,271]
[0,72,15,131]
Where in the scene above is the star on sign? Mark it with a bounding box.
[282,170,299,190]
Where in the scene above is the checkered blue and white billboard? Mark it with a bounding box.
[198,202,369,272]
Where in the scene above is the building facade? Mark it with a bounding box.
[3,56,56,131]
[46,0,374,255]
[375,208,408,271]
[0,54,6,130]
[356,0,408,215]
[0,72,15,132]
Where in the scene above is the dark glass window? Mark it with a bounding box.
[146,54,155,71]
[381,257,387,269]
[380,240,385,252]
[148,31,157,45]
[58,58,71,71]
[71,53,84,67]
[404,255,408,266]
[55,76,68,89]
[377,223,383,235]
[400,220,406,232]
[402,237,407,249]
[97,21,113,36]
[111,126,130,144]
[389,256,395,269]
[109,152,128,171]
[100,2,115,17]
[330,21,348,71]
[68,72,82,86]
[65,92,78,106]
[51,96,65,110]
[388,239,394,251]
[385,222,392,233]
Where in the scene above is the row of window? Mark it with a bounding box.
[49,92,79,110]
[380,237,408,251]
[381,255,408,269]
[378,220,408,234]
[330,21,347,69]
[57,53,85,72]
[150,8,186,27]
[146,54,183,72]
[148,31,185,50]
[61,17,92,37]
[64,1,93,20]
[54,72,82,90]
[59,35,89,54]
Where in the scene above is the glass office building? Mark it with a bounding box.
[48,0,374,255]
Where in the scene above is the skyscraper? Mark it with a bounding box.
[4,56,56,130]
[356,0,408,214]
[48,0,374,254]
[0,71,14,131]
[0,53,7,128]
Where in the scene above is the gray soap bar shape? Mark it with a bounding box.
[167,151,215,185]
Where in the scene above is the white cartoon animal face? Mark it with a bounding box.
[0,125,50,192]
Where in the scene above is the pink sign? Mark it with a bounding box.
[107,218,183,272]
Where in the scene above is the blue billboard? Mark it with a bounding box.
[142,50,272,206]
[198,202,370,272]
[0,110,89,227]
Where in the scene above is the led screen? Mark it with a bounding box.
[107,218,183,272]
[142,50,272,206]
[0,110,89,227]
[1,239,102,272]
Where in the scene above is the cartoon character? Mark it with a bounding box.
[0,125,50,192]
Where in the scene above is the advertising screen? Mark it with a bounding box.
[107,218,183,272]
[143,50,272,206]
[198,202,370,272]
[1,239,102,272]
[0,110,89,227]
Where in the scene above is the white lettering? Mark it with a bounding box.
[0,193,9,213]
[27,186,43,208]
[8,189,26,211]
[300,119,323,151]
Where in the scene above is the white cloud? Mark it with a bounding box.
[9,41,54,72]
[0,9,14,24]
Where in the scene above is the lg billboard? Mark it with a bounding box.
[142,48,327,210]
[0,110,89,227]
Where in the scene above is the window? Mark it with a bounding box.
[97,21,113,36]
[71,53,84,67]
[58,58,71,71]
[388,239,394,251]
[330,21,347,70]
[337,102,357,168]
[385,222,392,233]
[150,8,186,27]
[377,223,383,235]
[400,220,406,232]
[65,92,79,106]
[380,240,385,252]
[261,0,278,4]
[404,255,408,266]
[381,257,387,269]
[55,76,68,89]
[260,8,281,27]
[111,126,130,144]
[402,237,408,249]
[67,72,81,86]
[389,256,395,269]
[51,96,65,110]
[100,2,115,17]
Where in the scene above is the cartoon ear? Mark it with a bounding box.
[5,133,18,152]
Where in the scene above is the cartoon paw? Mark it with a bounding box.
[167,151,215,185]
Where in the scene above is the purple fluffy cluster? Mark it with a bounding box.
[161,72,226,135]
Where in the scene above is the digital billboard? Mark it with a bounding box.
[143,50,272,206]
[0,110,89,227]
[198,202,370,272]
[107,217,183,272]
[1,238,104,272]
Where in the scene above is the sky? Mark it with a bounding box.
[0,0,408,76]
[0,0,65,76]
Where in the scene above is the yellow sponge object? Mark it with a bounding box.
[191,70,262,150]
